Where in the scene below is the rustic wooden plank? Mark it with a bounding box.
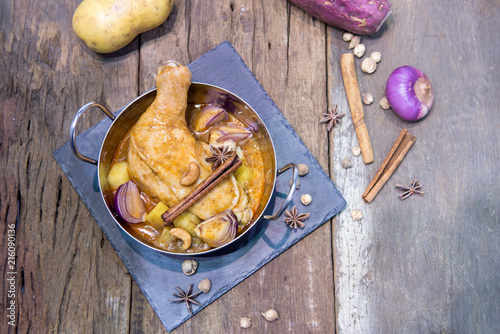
[330,0,500,332]
[326,23,374,334]
[128,0,336,333]
[0,0,139,332]
[268,3,336,332]
[3,0,497,332]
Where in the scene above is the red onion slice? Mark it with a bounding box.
[209,124,253,146]
[192,105,229,132]
[194,210,238,248]
[114,181,146,224]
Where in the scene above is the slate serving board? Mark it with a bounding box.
[53,41,346,332]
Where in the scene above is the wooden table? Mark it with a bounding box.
[1,0,499,332]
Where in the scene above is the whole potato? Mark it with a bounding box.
[72,0,174,53]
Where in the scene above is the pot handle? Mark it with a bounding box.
[69,102,116,165]
[263,163,299,220]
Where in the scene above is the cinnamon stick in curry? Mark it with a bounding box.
[362,129,416,203]
[340,53,374,164]
[162,154,242,225]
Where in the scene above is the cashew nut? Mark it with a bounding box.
[170,227,192,250]
[180,162,200,186]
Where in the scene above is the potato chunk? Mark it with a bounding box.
[173,211,201,238]
[108,161,131,190]
[157,227,176,250]
[234,164,254,187]
[145,202,169,230]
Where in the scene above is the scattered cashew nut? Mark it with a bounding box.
[180,162,200,186]
[170,227,192,250]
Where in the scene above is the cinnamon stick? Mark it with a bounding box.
[162,154,242,225]
[340,53,374,164]
[362,129,416,203]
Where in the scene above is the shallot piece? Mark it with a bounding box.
[385,66,434,121]
[114,181,146,224]
[209,124,253,146]
[192,105,229,132]
[194,210,238,248]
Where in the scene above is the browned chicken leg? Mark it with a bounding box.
[127,61,249,220]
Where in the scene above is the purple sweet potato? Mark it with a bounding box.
[289,0,392,35]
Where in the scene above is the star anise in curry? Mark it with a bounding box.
[205,144,234,171]
[170,284,203,315]
[284,206,310,229]
[395,180,424,200]
[320,105,345,131]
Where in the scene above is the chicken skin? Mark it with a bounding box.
[127,61,249,220]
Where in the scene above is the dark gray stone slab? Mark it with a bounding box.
[53,41,346,332]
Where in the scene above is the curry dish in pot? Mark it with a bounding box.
[106,61,266,253]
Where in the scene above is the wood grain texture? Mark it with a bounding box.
[331,0,500,333]
[132,1,336,333]
[1,0,499,333]
[0,0,138,332]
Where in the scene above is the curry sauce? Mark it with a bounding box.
[108,102,266,253]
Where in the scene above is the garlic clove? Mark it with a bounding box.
[289,179,300,189]
[262,309,279,322]
[341,157,352,169]
[297,163,309,176]
[343,32,354,42]
[352,147,361,157]
[182,259,198,276]
[351,209,364,221]
[301,194,312,206]
[370,51,382,63]
[353,43,366,58]
[362,93,374,105]
[198,278,211,293]
[240,317,252,328]
[348,36,361,49]
[360,57,377,74]
[379,97,391,110]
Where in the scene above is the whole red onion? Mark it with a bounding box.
[385,66,434,121]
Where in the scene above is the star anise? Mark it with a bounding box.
[205,144,234,171]
[395,180,424,200]
[320,105,345,131]
[284,206,310,229]
[170,284,203,315]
